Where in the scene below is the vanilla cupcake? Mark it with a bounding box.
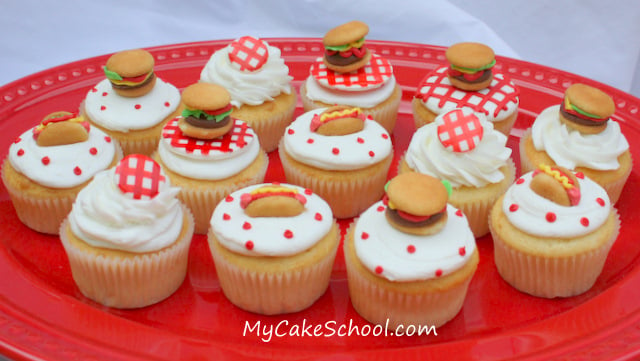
[2,111,121,234]
[345,173,479,328]
[208,183,339,315]
[300,20,402,134]
[520,83,631,203]
[412,42,520,136]
[489,164,620,298]
[153,83,268,234]
[82,49,182,156]
[399,108,515,237]
[279,106,393,219]
[199,36,297,152]
[60,154,194,308]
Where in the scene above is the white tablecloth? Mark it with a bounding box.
[1,0,638,97]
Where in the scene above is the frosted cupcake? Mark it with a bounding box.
[412,42,520,136]
[399,108,515,237]
[199,36,297,152]
[300,20,402,134]
[60,154,194,308]
[489,164,620,298]
[153,83,268,234]
[345,173,479,328]
[82,49,182,156]
[520,83,631,203]
[208,183,339,315]
[2,111,121,234]
[279,106,393,218]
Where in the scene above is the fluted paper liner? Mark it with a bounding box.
[60,204,195,309]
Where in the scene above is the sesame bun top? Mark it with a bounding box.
[105,49,155,78]
[445,42,495,70]
[181,83,231,111]
[323,20,369,47]
[564,83,615,119]
[386,173,449,216]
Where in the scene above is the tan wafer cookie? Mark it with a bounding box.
[104,49,156,97]
[322,20,371,73]
[445,42,495,91]
[559,83,615,134]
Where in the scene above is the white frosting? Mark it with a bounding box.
[8,126,116,188]
[502,170,611,238]
[157,118,260,180]
[354,202,476,282]
[210,183,334,257]
[415,66,519,122]
[304,74,397,109]
[199,38,293,107]
[405,109,512,188]
[68,168,184,253]
[282,108,392,171]
[531,105,629,170]
[84,78,181,132]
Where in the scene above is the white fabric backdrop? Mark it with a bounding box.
[1,0,639,97]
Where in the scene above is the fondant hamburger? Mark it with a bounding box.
[103,49,157,97]
[310,106,366,135]
[559,83,615,135]
[322,20,372,73]
[178,83,234,139]
[445,42,496,91]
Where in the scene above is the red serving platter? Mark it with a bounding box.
[0,39,639,361]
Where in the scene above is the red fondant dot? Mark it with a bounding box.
[225,195,234,202]
[14,137,21,144]
[245,241,254,250]
[580,217,590,227]
[455,209,463,217]
[89,147,98,155]
[164,101,171,107]
[102,92,108,97]
[16,149,24,156]
[315,213,323,221]
[332,147,340,155]
[41,157,50,165]
[307,138,314,144]
[575,172,585,179]
[407,245,416,254]
[357,137,365,144]
[223,213,231,221]
[91,88,98,93]
[74,166,82,176]
[368,151,375,157]
[459,247,466,256]
[435,269,443,277]
[100,105,106,111]
[361,232,369,240]
[284,230,294,239]
[134,104,142,110]
[104,136,112,143]
[287,128,295,135]
[242,222,251,230]
[271,182,281,186]
[382,196,389,206]
[509,204,519,212]
[375,266,383,274]
[546,212,557,223]
[516,178,525,185]
[381,133,389,139]
[596,198,605,207]
[377,205,385,212]
[304,188,313,195]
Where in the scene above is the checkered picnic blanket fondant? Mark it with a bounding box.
[310,54,393,91]
[436,109,484,153]
[228,36,269,72]
[162,117,255,157]
[114,154,166,200]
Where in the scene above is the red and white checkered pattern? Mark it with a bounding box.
[114,154,166,200]
[162,117,255,156]
[228,36,269,72]
[436,109,484,153]
[310,54,393,91]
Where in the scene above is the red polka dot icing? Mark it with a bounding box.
[282,108,392,171]
[210,183,334,257]
[353,201,476,282]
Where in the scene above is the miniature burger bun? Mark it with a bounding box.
[103,49,157,97]
[178,83,234,140]
[384,172,451,236]
[445,42,496,91]
[322,20,372,73]
[559,83,615,135]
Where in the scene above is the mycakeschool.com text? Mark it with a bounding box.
[243,319,437,343]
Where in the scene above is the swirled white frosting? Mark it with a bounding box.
[405,109,512,188]
[199,38,293,107]
[84,78,181,132]
[8,126,116,188]
[531,105,629,170]
[281,108,393,171]
[304,75,397,109]
[210,183,334,257]
[68,168,184,253]
[502,170,611,238]
[354,202,476,282]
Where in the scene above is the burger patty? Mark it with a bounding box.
[385,208,445,229]
[559,106,607,127]
[325,52,365,66]
[451,69,493,84]
[185,115,232,129]
[111,72,156,90]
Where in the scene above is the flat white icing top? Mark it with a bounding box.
[199,38,293,107]
[415,66,519,122]
[304,74,397,109]
[84,78,181,132]
[281,108,393,171]
[9,126,116,188]
[354,201,476,282]
[405,108,512,188]
[157,117,260,180]
[68,168,184,253]
[531,105,629,170]
[210,183,334,257]
[503,170,611,238]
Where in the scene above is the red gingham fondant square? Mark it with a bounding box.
[436,108,484,153]
[114,154,166,200]
[228,36,269,72]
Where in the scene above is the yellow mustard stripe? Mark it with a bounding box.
[35,115,85,132]
[538,164,574,189]
[320,107,362,123]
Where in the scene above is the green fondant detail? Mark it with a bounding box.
[325,37,365,51]
[103,67,123,81]
[182,108,232,123]
[571,104,603,120]
[441,180,453,198]
[451,59,496,73]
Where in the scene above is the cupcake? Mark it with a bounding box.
[279,106,393,219]
[81,49,182,156]
[344,172,479,328]
[60,154,195,308]
[489,164,620,298]
[399,108,515,238]
[412,42,520,136]
[199,36,297,152]
[208,183,340,315]
[153,83,268,234]
[520,83,631,203]
[300,20,402,134]
[2,111,121,234]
